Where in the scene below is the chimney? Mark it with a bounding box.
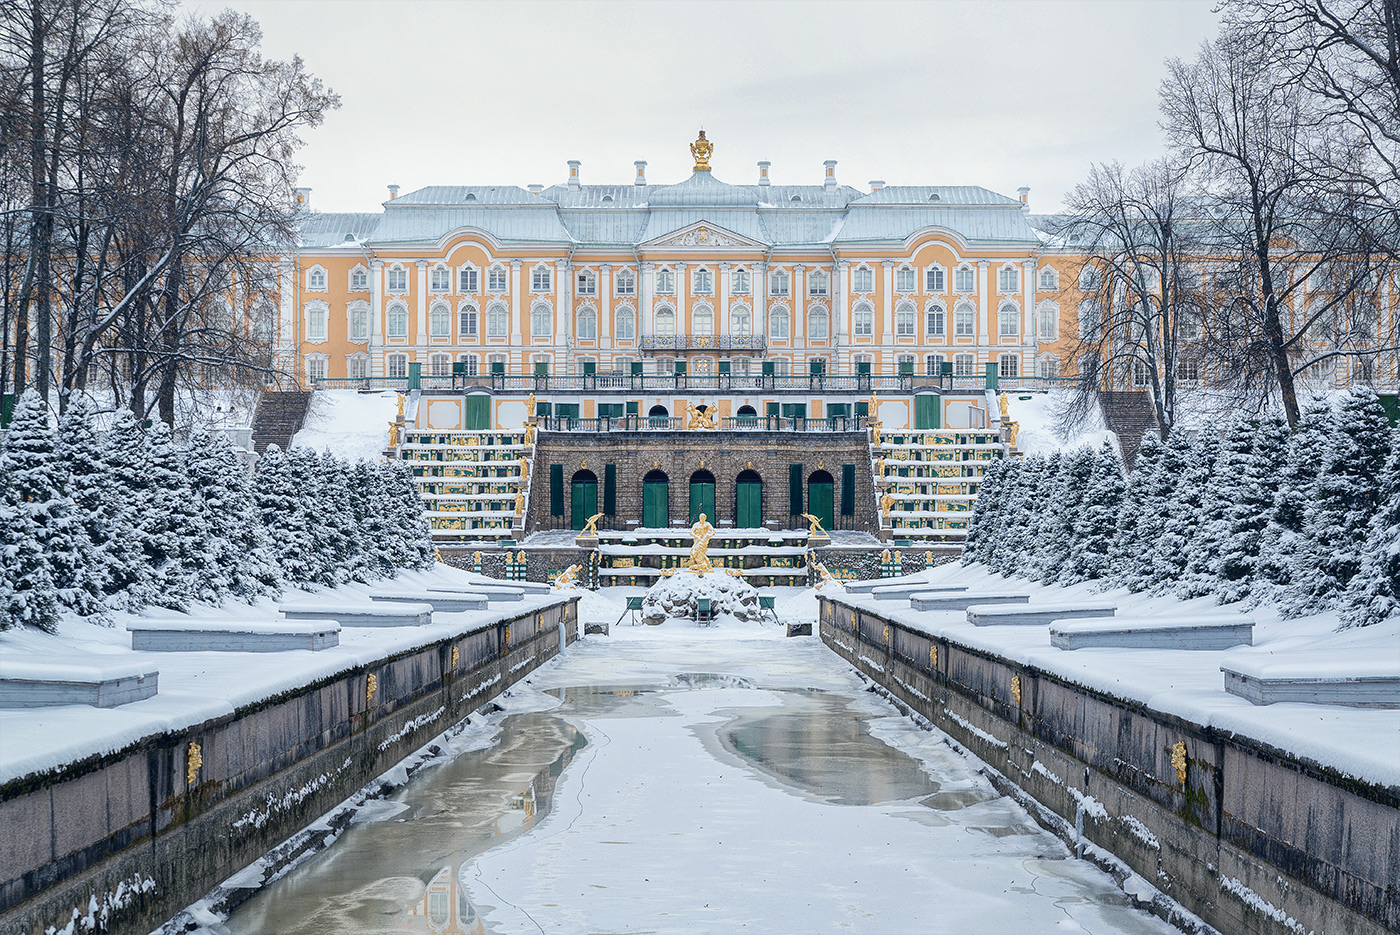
[869,180,884,192]
[634,160,647,186]
[387,184,399,200]
[1018,186,1030,206]
[293,186,312,210]
[567,159,581,192]
[757,160,771,186]
[823,160,838,192]
[528,183,544,194]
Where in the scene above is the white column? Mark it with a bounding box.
[510,260,523,369]
[794,265,806,352]
[881,260,894,347]
[1022,258,1037,360]
[641,261,654,335]
[836,260,849,369]
[718,262,730,336]
[755,261,768,346]
[599,264,612,345]
[415,260,428,345]
[369,260,384,376]
[676,261,688,336]
[557,258,571,372]
[977,260,990,345]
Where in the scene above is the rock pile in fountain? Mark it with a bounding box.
[641,569,762,625]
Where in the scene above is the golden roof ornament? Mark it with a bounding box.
[690,130,713,172]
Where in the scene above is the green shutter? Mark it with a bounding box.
[625,401,639,416]
[810,359,824,375]
[464,395,491,430]
[841,464,855,516]
[915,394,940,429]
[643,479,669,528]
[855,401,869,419]
[762,361,776,375]
[571,479,597,530]
[604,464,617,515]
[491,361,505,375]
[631,361,643,375]
[737,478,762,528]
[809,480,834,533]
[549,464,564,516]
[535,361,550,376]
[788,464,803,517]
[582,360,596,375]
[689,481,715,525]
[985,361,998,389]
[766,402,780,418]
[718,360,731,375]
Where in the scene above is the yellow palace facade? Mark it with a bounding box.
[278,135,1080,393]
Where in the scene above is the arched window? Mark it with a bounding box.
[576,270,596,295]
[305,354,327,383]
[656,268,675,294]
[808,306,828,340]
[770,308,790,339]
[926,304,945,337]
[429,303,450,338]
[693,305,713,336]
[998,265,1020,293]
[730,305,751,336]
[852,266,874,293]
[458,264,478,293]
[853,302,874,337]
[1036,301,1058,340]
[387,265,408,293]
[1078,267,1100,292]
[954,265,975,293]
[1039,267,1058,291]
[459,304,478,338]
[895,303,915,337]
[655,307,676,336]
[486,303,508,337]
[306,266,327,291]
[615,268,636,296]
[998,353,1020,378]
[531,304,552,337]
[348,354,369,380]
[809,269,828,296]
[577,306,597,340]
[694,268,713,294]
[770,270,790,296]
[615,306,636,340]
[1037,354,1060,379]
[953,302,975,338]
[387,304,408,339]
[895,266,915,292]
[349,266,368,291]
[925,265,946,292]
[306,304,328,341]
[430,265,450,292]
[998,303,1020,337]
[731,268,750,294]
[349,303,369,341]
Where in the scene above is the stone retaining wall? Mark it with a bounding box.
[0,598,578,935]
[818,595,1398,935]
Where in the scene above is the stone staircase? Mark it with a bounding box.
[250,390,312,454]
[1097,391,1158,468]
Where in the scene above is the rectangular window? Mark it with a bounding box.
[1038,356,1060,379]
[926,306,945,337]
[616,269,636,295]
[656,269,675,293]
[954,267,975,293]
[348,355,368,379]
[577,271,596,295]
[1177,358,1199,382]
[1037,304,1058,341]
[770,271,789,296]
[853,267,874,293]
[732,269,750,294]
[925,354,944,376]
[531,267,552,292]
[954,354,975,376]
[350,268,368,291]
[998,266,1019,293]
[999,306,1020,337]
[854,306,874,336]
[954,307,975,337]
[895,267,915,292]
[387,354,408,379]
[460,354,478,376]
[459,307,478,338]
[459,267,478,293]
[431,267,450,291]
[925,267,945,292]
[694,268,713,294]
[809,270,828,296]
[387,267,408,292]
[487,267,508,292]
[307,356,327,381]
[999,354,1020,378]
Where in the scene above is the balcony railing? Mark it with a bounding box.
[310,373,1078,395]
[638,334,767,352]
[537,414,874,433]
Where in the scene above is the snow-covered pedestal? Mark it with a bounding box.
[129,619,341,653]
[641,570,761,625]
[0,657,159,708]
[368,589,488,612]
[280,600,433,627]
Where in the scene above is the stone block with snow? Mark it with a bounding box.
[966,601,1117,627]
[870,583,967,601]
[280,601,433,627]
[1221,652,1400,707]
[369,589,489,612]
[909,592,1031,612]
[1050,616,1253,651]
[0,657,159,708]
[129,619,342,652]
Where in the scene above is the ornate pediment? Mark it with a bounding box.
[644,221,761,249]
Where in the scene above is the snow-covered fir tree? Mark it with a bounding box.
[386,459,435,569]
[1034,447,1096,584]
[1023,452,1064,582]
[1109,432,1168,592]
[57,396,118,603]
[993,455,1045,578]
[0,454,60,631]
[317,453,363,584]
[1212,413,1290,605]
[208,434,281,598]
[142,421,210,609]
[1177,424,1240,599]
[353,459,398,579]
[1281,388,1393,617]
[97,409,157,610]
[1148,430,1214,595]
[1252,399,1332,601]
[256,445,320,585]
[1064,441,1125,583]
[1341,429,1400,629]
[962,457,1008,565]
[1,390,102,615]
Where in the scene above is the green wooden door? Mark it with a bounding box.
[689,481,715,525]
[571,479,597,530]
[643,479,669,528]
[915,394,940,429]
[809,478,834,533]
[464,394,491,430]
[736,478,762,528]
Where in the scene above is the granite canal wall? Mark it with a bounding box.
[0,597,578,935]
[818,594,1399,935]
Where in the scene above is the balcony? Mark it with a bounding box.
[537,414,874,433]
[638,334,766,352]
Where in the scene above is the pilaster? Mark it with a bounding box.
[794,265,806,351]
[881,260,895,346]
[510,260,523,367]
[977,260,990,346]
[719,262,730,336]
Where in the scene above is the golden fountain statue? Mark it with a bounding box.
[513,487,524,517]
[580,512,603,537]
[686,401,717,430]
[526,391,537,415]
[553,564,580,589]
[690,129,714,171]
[801,512,828,537]
[686,513,716,574]
[387,421,399,447]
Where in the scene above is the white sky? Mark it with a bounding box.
[182,0,1221,214]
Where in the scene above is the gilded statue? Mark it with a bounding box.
[553,564,580,589]
[387,421,399,447]
[513,487,524,517]
[580,512,603,537]
[1007,420,1021,447]
[869,420,882,448]
[880,488,894,518]
[998,391,1010,421]
[876,456,886,476]
[690,129,713,172]
[881,549,891,564]
[686,401,717,430]
[524,421,536,445]
[519,454,529,477]
[868,392,878,417]
[526,391,537,415]
[395,392,405,420]
[801,512,828,537]
[687,513,716,574]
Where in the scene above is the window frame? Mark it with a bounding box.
[654,306,677,336]
[1036,300,1059,341]
[770,269,790,297]
[655,267,675,294]
[486,303,509,338]
[807,306,829,341]
[615,268,636,296]
[997,265,1020,294]
[953,302,975,338]
[614,305,636,340]
[692,304,713,336]
[808,269,829,297]
[998,353,1020,379]
[305,354,328,383]
[458,264,479,294]
[576,305,597,341]
[1038,266,1059,292]
[693,267,713,295]
[487,265,508,293]
[386,352,409,380]
[348,353,369,380]
[925,265,946,293]
[954,265,976,294]
[429,264,451,293]
[429,302,451,339]
[852,265,875,294]
[895,265,916,293]
[730,304,752,336]
[386,303,409,340]
[458,303,479,340]
[731,268,751,295]
[306,265,327,292]
[349,265,369,292]
[531,265,553,293]
[926,303,946,338]
[853,301,874,337]
[576,269,597,296]
[386,264,409,294]
[348,301,370,343]
[953,353,975,376]
[998,303,1020,338]
[769,306,790,340]
[531,302,552,338]
[895,302,916,337]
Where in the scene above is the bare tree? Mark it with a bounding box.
[1052,159,1208,438]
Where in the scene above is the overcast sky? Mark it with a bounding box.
[182,0,1221,215]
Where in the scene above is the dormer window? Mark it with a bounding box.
[852,266,874,293]
[615,268,636,296]
[656,268,675,294]
[895,266,915,293]
[430,265,450,292]
[465,192,477,202]
[694,267,713,295]
[306,266,327,291]
[577,269,597,295]
[732,268,750,294]
[531,265,552,292]
[386,265,408,293]
[770,269,789,296]
[809,269,828,296]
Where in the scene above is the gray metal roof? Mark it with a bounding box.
[299,174,1040,250]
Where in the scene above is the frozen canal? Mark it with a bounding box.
[213,632,1178,934]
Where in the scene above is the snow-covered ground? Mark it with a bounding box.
[290,389,398,460]
[1004,389,1116,455]
[0,564,567,785]
[834,563,1400,788]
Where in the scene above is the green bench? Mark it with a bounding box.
[696,598,714,626]
[758,595,777,624]
[614,596,645,629]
